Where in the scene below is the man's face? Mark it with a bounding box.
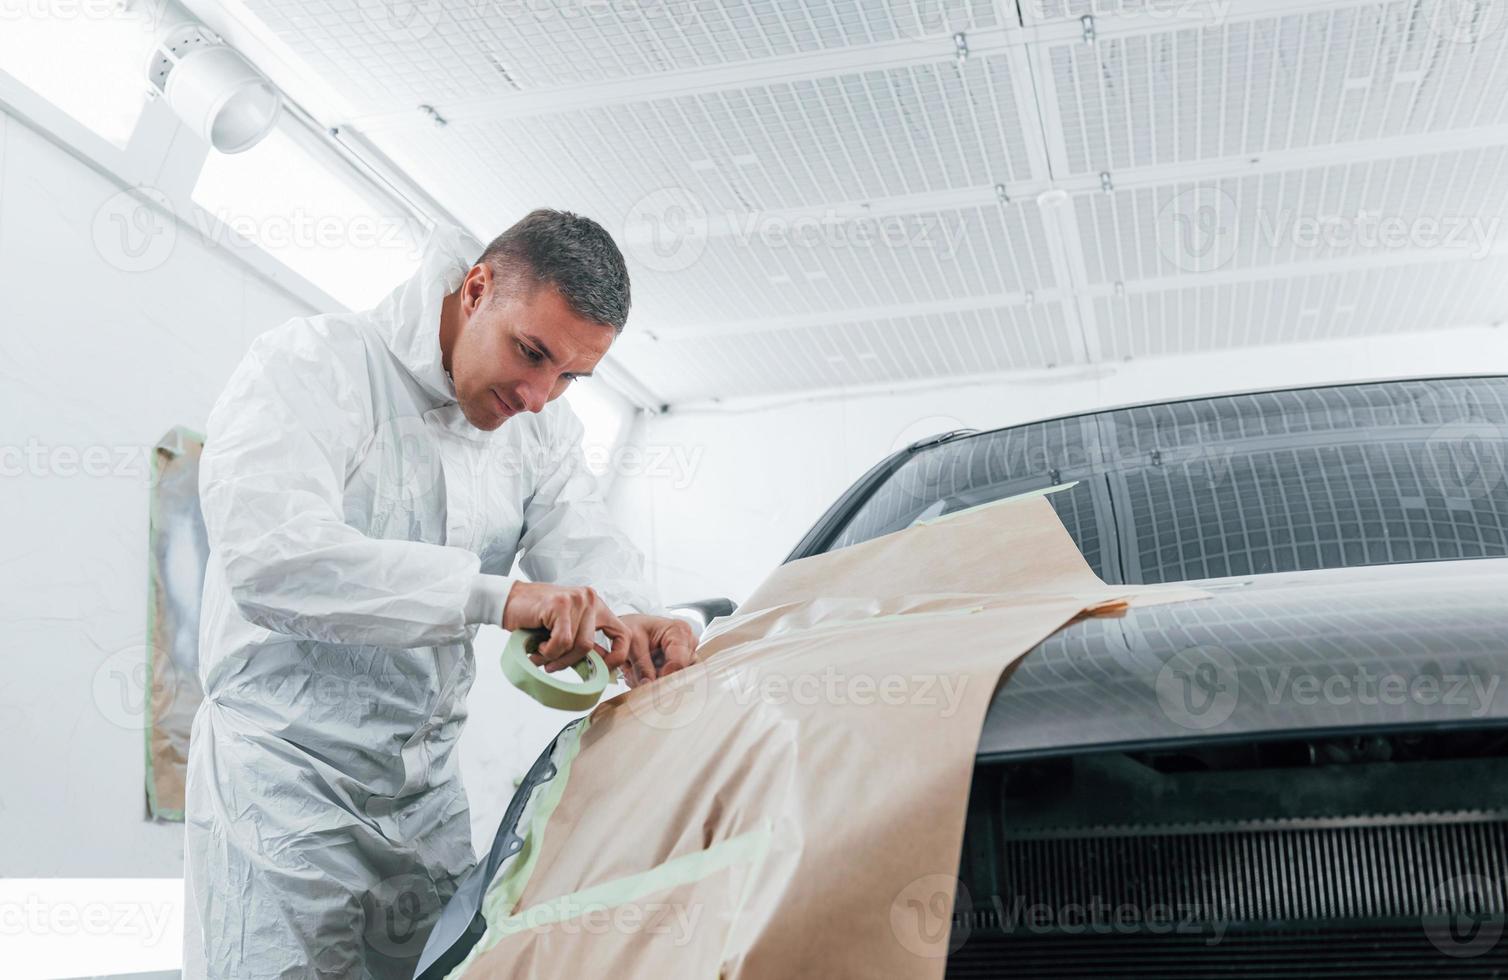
[449,265,616,432]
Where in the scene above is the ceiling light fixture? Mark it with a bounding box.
[146,23,280,154]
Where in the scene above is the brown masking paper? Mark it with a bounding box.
[146,428,209,820]
[456,493,1210,978]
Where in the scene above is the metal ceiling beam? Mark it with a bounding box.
[1090,242,1508,296]
[664,361,1122,414]
[1054,126,1508,195]
[615,182,1053,247]
[341,0,1407,134]
[343,28,1024,132]
[1018,0,1418,38]
[642,289,1067,339]
[640,245,1508,340]
[1020,36,1102,367]
[610,120,1508,255]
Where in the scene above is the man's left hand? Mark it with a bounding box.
[618,614,699,687]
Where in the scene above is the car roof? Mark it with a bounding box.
[919,371,1508,451]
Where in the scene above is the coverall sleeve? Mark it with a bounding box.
[200,325,511,648]
[517,403,667,618]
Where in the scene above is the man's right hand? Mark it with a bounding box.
[501,582,650,680]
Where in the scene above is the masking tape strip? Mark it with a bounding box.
[494,823,772,937]
[445,719,589,980]
[460,822,774,973]
[501,628,609,711]
[913,480,1081,526]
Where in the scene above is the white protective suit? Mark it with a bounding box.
[184,224,663,979]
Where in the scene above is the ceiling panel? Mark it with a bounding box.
[1045,1,1508,176]
[1023,0,1246,20]
[244,0,1002,112]
[624,201,1058,328]
[1076,145,1508,284]
[369,51,1037,229]
[614,302,1077,402]
[209,0,1508,406]
[1095,256,1508,359]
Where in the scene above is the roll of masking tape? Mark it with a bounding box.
[500,628,609,711]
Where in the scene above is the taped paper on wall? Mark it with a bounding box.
[145,426,209,821]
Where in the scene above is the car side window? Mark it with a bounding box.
[823,378,1508,585]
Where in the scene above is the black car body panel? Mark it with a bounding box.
[980,557,1508,761]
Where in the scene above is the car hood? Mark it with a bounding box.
[978,558,1508,761]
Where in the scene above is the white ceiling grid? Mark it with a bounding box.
[219,0,1508,406]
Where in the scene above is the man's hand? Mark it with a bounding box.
[617,614,699,688]
[502,582,642,677]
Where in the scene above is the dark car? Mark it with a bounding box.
[786,374,1508,977]
[420,375,1508,978]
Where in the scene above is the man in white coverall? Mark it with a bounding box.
[184,211,698,978]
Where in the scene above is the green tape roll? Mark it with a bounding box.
[500,629,609,711]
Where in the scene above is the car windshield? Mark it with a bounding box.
[823,377,1508,584]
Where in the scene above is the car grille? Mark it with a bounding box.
[948,817,1508,977]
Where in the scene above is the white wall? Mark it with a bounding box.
[0,104,311,877]
[616,329,1508,606]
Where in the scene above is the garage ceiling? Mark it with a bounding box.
[189,0,1508,408]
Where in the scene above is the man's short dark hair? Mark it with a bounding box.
[477,209,631,333]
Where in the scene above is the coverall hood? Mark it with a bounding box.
[370,222,484,405]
